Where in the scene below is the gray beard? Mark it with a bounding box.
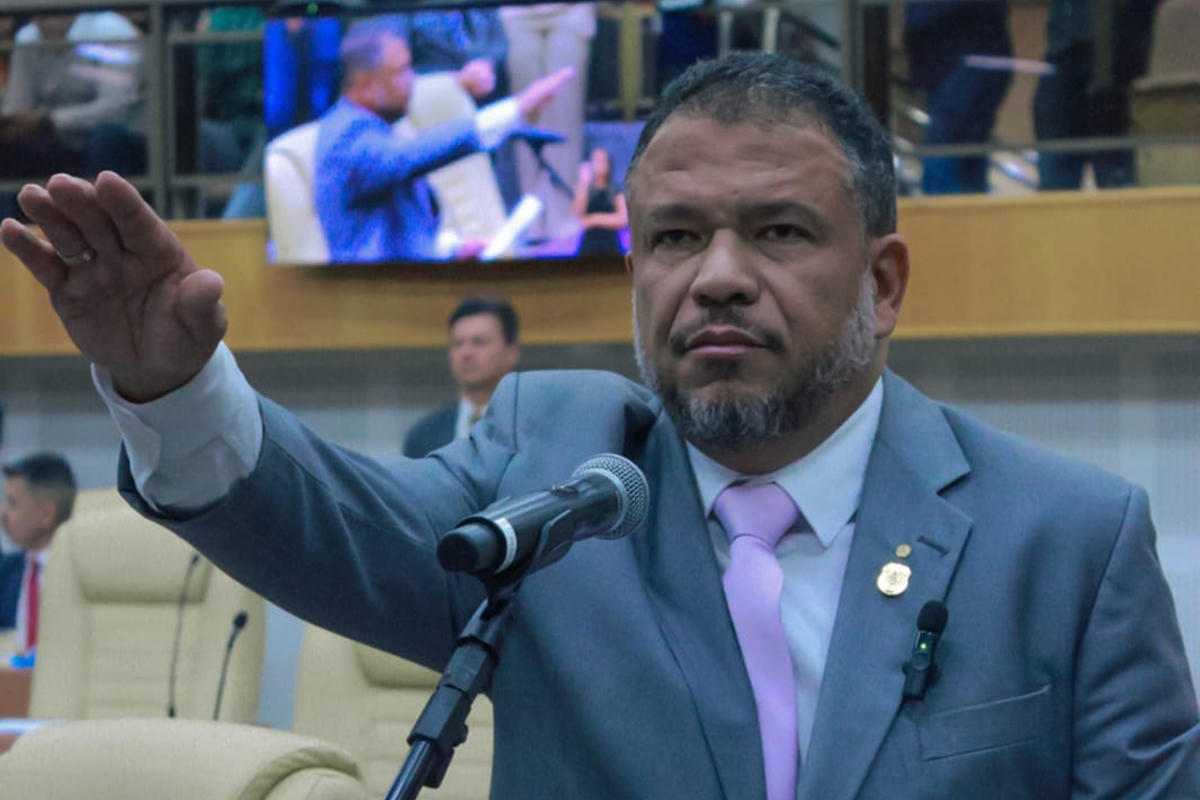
[634,270,878,450]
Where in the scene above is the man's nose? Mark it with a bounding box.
[690,230,758,307]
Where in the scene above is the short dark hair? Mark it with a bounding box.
[626,51,896,238]
[339,21,401,87]
[4,452,77,525]
[448,296,520,345]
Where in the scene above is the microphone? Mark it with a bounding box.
[508,125,566,150]
[167,552,201,718]
[437,454,649,578]
[903,600,948,701]
[212,611,249,721]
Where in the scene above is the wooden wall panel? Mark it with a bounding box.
[2,187,1197,357]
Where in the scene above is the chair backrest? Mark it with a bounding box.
[292,623,494,799]
[0,718,368,800]
[29,488,264,723]
[264,120,330,265]
[402,73,511,254]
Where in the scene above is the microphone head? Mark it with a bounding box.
[917,601,948,634]
[233,611,249,629]
[572,454,649,540]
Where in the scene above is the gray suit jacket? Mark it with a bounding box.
[123,369,1200,799]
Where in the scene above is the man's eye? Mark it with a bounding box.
[651,229,696,248]
[760,224,808,241]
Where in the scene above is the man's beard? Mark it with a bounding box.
[633,269,878,450]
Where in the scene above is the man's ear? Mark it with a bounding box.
[624,251,634,277]
[869,233,909,339]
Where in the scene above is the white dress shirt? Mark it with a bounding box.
[454,397,487,441]
[396,96,520,259]
[94,344,261,512]
[686,378,884,764]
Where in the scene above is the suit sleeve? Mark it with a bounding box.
[1071,486,1200,798]
[341,116,479,203]
[118,376,528,671]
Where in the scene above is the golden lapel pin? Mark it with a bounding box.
[876,562,912,596]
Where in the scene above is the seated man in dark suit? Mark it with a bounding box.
[314,22,571,263]
[403,296,520,457]
[0,453,77,660]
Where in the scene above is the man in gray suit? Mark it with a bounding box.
[3,52,1197,799]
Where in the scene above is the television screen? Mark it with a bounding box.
[262,0,834,266]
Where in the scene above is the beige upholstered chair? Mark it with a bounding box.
[264,121,330,265]
[1131,0,1200,185]
[0,718,368,800]
[405,73,511,256]
[29,488,264,723]
[292,624,494,799]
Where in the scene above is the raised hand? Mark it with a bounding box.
[456,58,497,100]
[0,172,227,402]
[515,66,574,118]
[577,162,594,188]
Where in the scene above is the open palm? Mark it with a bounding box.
[0,172,226,401]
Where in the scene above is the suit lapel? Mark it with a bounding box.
[634,413,767,800]
[800,372,973,799]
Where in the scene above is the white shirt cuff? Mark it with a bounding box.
[475,98,520,151]
[92,343,263,512]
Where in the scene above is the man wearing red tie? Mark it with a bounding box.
[0,453,76,663]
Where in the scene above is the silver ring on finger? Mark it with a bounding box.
[56,246,97,265]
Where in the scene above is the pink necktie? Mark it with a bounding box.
[714,482,800,800]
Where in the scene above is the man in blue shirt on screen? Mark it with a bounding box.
[314,22,570,264]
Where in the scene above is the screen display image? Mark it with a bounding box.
[260,1,756,267]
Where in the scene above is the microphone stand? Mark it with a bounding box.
[168,553,201,718]
[384,581,521,800]
[521,140,574,202]
[385,480,640,799]
[213,611,249,720]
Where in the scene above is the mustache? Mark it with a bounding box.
[668,308,784,356]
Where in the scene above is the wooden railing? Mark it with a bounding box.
[2,186,1197,357]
